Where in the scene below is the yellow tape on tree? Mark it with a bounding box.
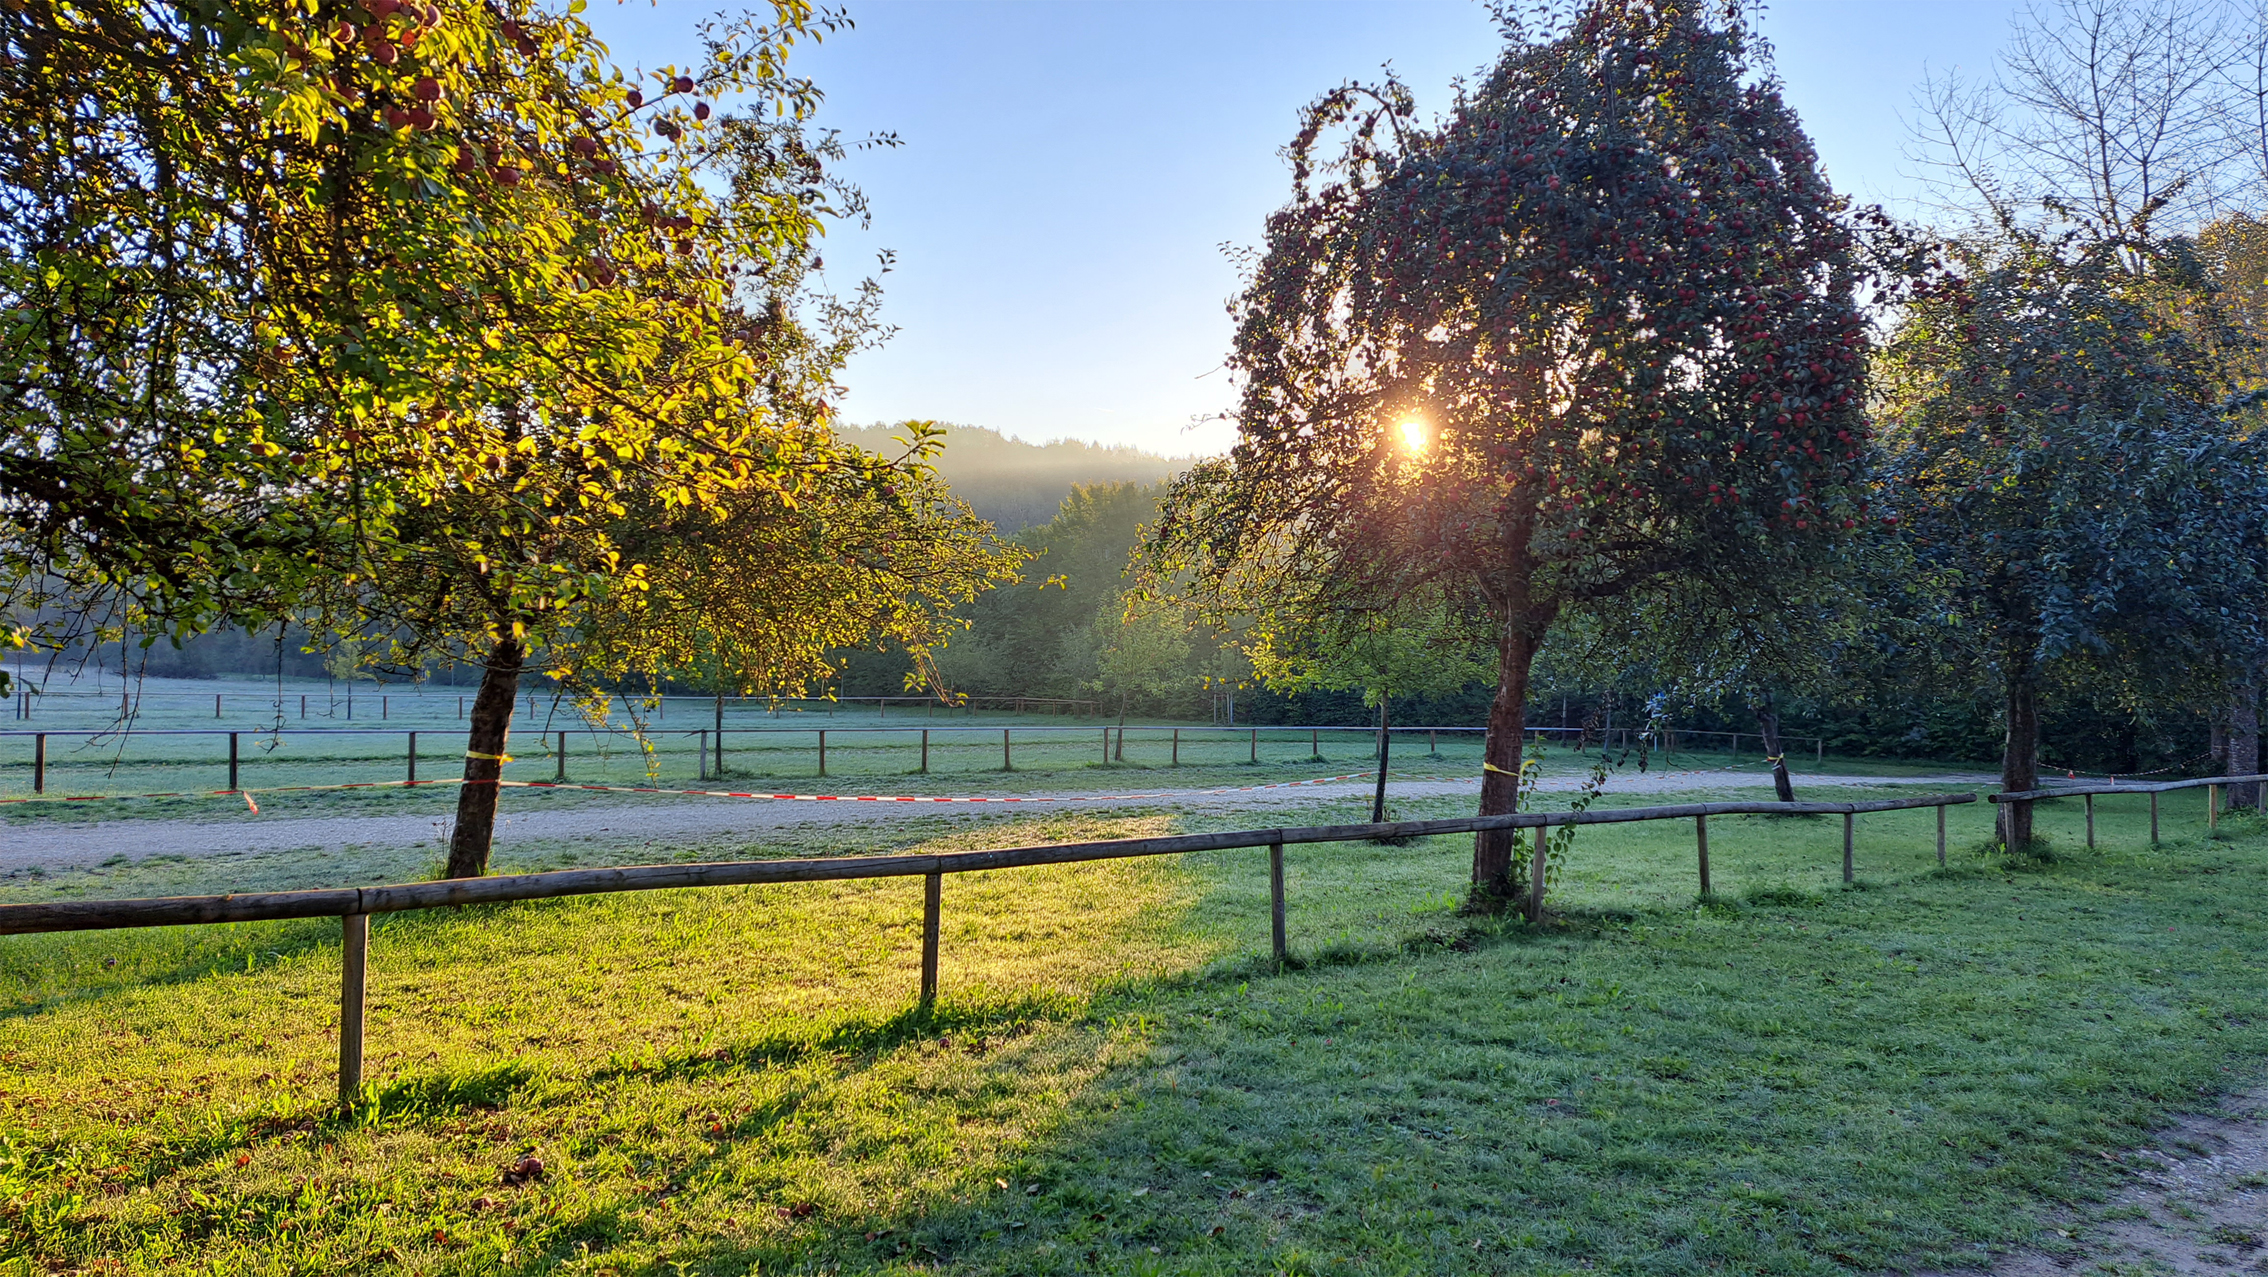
[465,751,514,763]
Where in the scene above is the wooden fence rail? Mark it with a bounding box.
[0,791,1975,1111]
[1990,772,2268,846]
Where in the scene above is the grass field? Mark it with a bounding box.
[0,673,1995,806]
[0,783,2260,1274]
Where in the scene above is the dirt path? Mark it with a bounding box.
[1917,1086,2268,1275]
[0,768,1992,872]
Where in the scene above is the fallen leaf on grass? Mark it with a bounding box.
[500,1155,544,1187]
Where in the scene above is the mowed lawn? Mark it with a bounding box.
[0,788,2263,1274]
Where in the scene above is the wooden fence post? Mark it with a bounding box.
[1172,729,1179,766]
[1002,728,1012,771]
[228,732,239,791]
[1100,730,1108,765]
[2084,792,2095,849]
[922,729,930,774]
[818,730,826,778]
[382,695,389,721]
[407,731,417,785]
[559,731,569,782]
[1430,729,1437,756]
[339,913,368,1113]
[696,729,707,781]
[214,693,221,719]
[1311,727,1319,759]
[2150,792,2159,844]
[1694,814,1711,895]
[919,871,942,1009]
[1269,842,1287,968]
[1528,827,1549,924]
[2210,784,2219,832]
[1842,812,1855,884]
[1251,727,1258,763]
[1937,802,1947,866]
[32,733,42,794]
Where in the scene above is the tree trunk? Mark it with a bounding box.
[2230,682,2260,809]
[1370,696,1391,825]
[1473,614,1551,898]
[1755,693,1796,802]
[444,635,524,879]
[1999,662,2040,850]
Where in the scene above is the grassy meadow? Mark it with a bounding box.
[0,785,2260,1274]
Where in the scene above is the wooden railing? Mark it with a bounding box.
[1989,772,2268,846]
[0,791,1976,1111]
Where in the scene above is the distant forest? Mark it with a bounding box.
[834,422,1188,531]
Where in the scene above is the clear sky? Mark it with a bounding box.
[584,0,2025,457]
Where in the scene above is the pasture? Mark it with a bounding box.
[0,783,2257,1274]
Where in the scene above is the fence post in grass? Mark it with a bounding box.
[923,729,931,773]
[1311,727,1319,759]
[2210,784,2219,832]
[2085,792,2095,849]
[1694,814,1711,895]
[818,730,826,778]
[1172,728,1180,766]
[382,695,388,721]
[559,731,569,782]
[697,730,707,782]
[339,913,368,1113]
[1528,827,1548,924]
[32,733,42,794]
[1003,728,1012,771]
[1251,727,1258,763]
[2150,792,2160,844]
[214,693,221,719]
[407,732,417,785]
[1937,802,1947,866]
[1269,841,1287,969]
[1842,812,1855,884]
[228,732,239,791]
[919,871,942,1010]
[1816,739,1823,763]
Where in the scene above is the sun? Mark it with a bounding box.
[1398,418,1428,453]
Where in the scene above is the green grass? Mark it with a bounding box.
[0,788,2258,1274]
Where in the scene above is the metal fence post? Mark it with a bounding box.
[818,729,827,778]
[1002,728,1011,771]
[696,729,707,782]
[1251,727,1258,763]
[2150,792,2159,844]
[407,731,417,785]
[2210,784,2219,832]
[1269,842,1287,968]
[1842,812,1855,883]
[1937,801,1947,866]
[32,733,42,794]
[2084,792,2095,849]
[919,871,942,1009]
[1694,814,1711,895]
[228,732,239,791]
[1172,729,1179,766]
[214,693,221,719]
[558,731,569,782]
[922,729,930,773]
[339,913,368,1113]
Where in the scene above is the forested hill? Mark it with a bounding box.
[836,422,1190,532]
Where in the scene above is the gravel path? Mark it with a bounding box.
[0,767,1994,872]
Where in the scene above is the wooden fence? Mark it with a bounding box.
[0,791,1976,1111]
[1990,772,2268,845]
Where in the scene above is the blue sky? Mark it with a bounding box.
[586,1,2023,456]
